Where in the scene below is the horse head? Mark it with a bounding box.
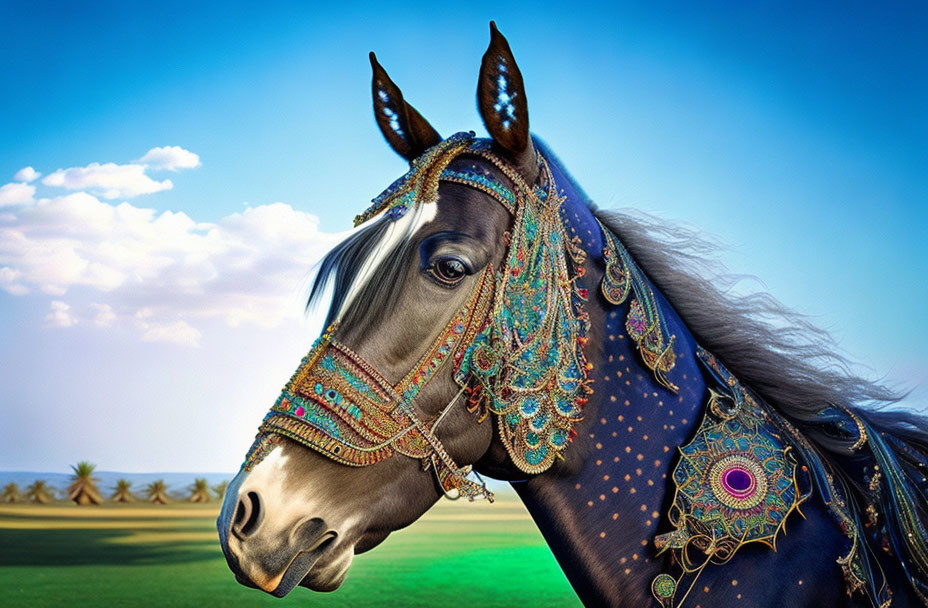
[217,23,566,596]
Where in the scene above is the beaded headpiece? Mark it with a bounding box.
[243,131,592,493]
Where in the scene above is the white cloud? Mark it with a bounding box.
[0,266,29,295]
[42,162,173,200]
[141,320,202,347]
[14,166,41,183]
[46,300,78,328]
[91,303,117,328]
[0,187,343,345]
[138,146,201,171]
[0,182,36,206]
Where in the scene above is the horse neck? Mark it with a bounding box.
[511,183,709,606]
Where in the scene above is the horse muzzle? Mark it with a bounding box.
[217,469,342,596]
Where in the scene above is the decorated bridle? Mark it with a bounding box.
[242,131,593,500]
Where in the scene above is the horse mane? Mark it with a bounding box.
[595,207,905,420]
[597,205,928,449]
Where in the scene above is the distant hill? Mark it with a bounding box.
[0,471,234,500]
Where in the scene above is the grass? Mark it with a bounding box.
[0,493,581,607]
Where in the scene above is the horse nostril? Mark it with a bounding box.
[232,491,263,538]
[233,499,247,527]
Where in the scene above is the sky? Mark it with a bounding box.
[0,2,926,472]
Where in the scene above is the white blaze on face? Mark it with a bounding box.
[239,446,294,518]
[237,443,362,538]
[236,445,317,539]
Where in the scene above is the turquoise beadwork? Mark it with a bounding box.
[453,152,592,474]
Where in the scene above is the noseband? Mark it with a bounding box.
[242,132,592,500]
[252,266,495,500]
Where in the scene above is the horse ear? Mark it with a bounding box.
[370,52,442,162]
[477,22,537,182]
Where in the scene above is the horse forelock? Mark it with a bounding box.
[306,202,436,336]
[305,142,515,342]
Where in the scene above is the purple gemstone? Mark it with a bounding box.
[723,468,753,493]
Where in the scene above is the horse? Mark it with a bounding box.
[217,23,928,607]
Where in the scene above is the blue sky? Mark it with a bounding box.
[0,2,925,472]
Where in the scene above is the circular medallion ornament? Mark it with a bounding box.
[651,573,676,606]
[708,455,767,510]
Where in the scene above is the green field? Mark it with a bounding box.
[0,493,580,607]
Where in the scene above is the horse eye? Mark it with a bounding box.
[428,256,468,286]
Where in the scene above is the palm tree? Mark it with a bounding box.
[146,480,170,504]
[68,461,103,505]
[111,479,135,503]
[1,482,21,503]
[188,478,211,503]
[25,480,54,504]
[212,480,229,501]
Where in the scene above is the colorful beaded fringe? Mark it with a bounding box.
[454,146,593,474]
